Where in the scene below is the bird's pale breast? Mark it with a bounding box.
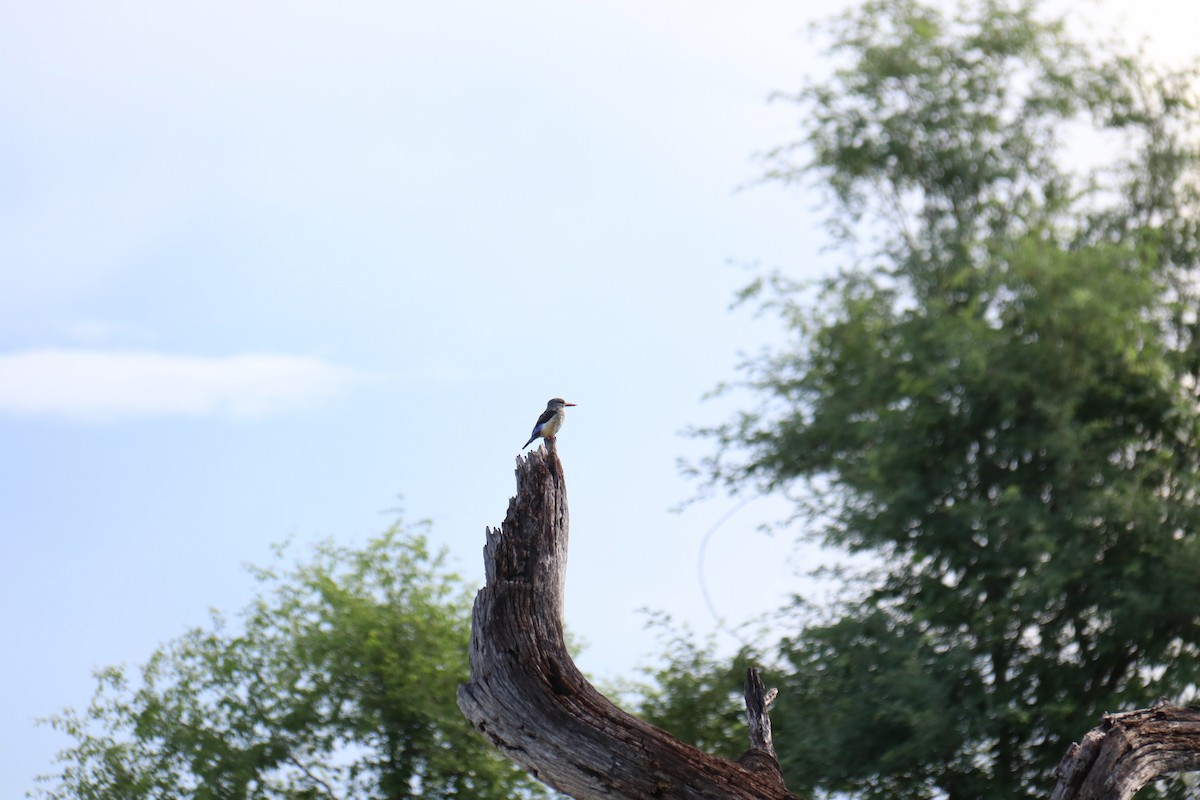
[540,413,564,438]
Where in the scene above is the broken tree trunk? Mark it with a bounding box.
[1050,702,1200,800]
[456,441,795,799]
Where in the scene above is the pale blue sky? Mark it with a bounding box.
[2,1,1195,795]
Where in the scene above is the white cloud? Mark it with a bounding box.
[0,349,357,420]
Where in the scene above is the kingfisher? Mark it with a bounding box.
[523,398,577,449]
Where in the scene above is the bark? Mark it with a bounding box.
[1050,702,1200,800]
[456,441,795,800]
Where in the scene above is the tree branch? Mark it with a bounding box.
[738,668,785,784]
[1050,702,1200,800]
[456,441,795,799]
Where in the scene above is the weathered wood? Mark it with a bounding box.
[1050,703,1200,800]
[456,441,795,799]
[737,668,786,784]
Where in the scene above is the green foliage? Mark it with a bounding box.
[701,1,1200,798]
[35,523,548,800]
[621,615,761,762]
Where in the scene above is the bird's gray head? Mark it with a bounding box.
[547,398,577,408]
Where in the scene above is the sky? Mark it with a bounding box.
[2,1,1198,796]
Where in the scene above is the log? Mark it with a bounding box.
[456,441,795,799]
[1050,702,1200,800]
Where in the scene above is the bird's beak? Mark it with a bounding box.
[565,402,577,407]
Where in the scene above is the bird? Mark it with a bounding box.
[523,398,577,449]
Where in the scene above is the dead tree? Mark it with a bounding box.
[457,441,1200,799]
[456,442,795,799]
[1050,703,1200,800]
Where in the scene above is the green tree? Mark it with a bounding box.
[699,1,1200,798]
[35,522,548,800]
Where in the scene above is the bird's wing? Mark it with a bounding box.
[534,408,556,427]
